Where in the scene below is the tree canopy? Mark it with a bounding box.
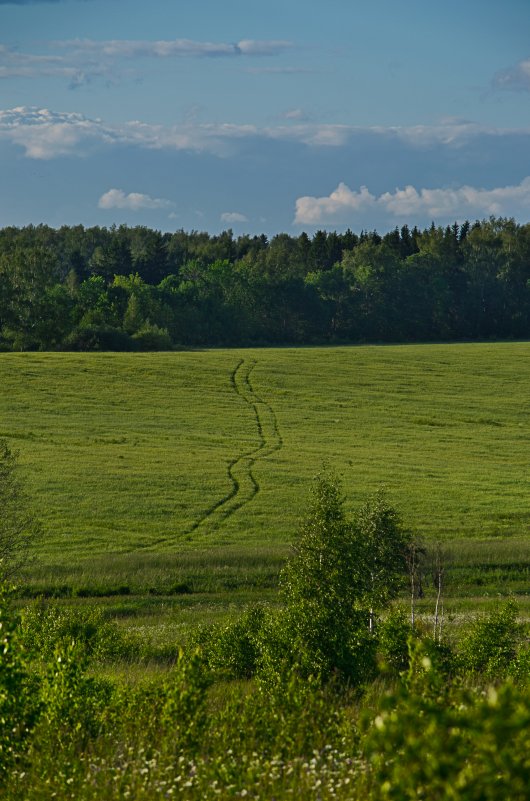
[1,217,530,350]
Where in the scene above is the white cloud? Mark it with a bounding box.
[282,108,310,121]
[0,107,119,158]
[493,58,530,92]
[294,178,530,225]
[0,44,108,86]
[54,37,293,60]
[236,40,292,56]
[294,183,376,224]
[98,188,173,211]
[220,211,248,223]
[0,106,251,158]
[0,37,294,90]
[245,66,313,75]
[2,106,530,161]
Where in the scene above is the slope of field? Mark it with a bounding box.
[1,343,530,597]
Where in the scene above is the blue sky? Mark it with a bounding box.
[1,0,529,235]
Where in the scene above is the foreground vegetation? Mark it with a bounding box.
[2,472,529,799]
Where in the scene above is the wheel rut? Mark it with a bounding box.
[142,358,282,549]
[185,358,283,536]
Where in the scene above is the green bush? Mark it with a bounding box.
[198,604,268,679]
[0,587,41,782]
[458,601,522,677]
[21,603,139,663]
[362,659,530,801]
[508,643,530,683]
[377,607,413,674]
[132,321,173,351]
[258,601,377,686]
[60,324,135,351]
[39,640,115,746]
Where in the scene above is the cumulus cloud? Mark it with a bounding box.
[98,189,174,211]
[294,184,376,224]
[0,107,119,158]
[294,179,530,225]
[493,58,530,92]
[220,211,248,223]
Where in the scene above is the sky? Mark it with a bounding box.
[1,0,529,236]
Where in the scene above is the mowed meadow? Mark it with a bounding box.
[1,342,530,614]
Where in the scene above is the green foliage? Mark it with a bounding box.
[158,649,212,752]
[195,604,267,679]
[21,603,138,663]
[40,640,114,745]
[264,602,377,686]
[509,644,530,683]
[362,651,530,801]
[61,323,135,351]
[0,587,41,781]
[458,600,523,677]
[2,579,530,801]
[132,321,173,351]
[355,490,412,614]
[377,607,413,674]
[281,469,361,611]
[276,470,404,684]
[2,217,530,349]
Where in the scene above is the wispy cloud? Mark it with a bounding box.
[0,0,87,4]
[492,58,530,92]
[98,188,174,211]
[282,108,311,121]
[220,211,248,223]
[0,44,109,88]
[2,106,530,161]
[294,179,530,225]
[244,66,313,75]
[0,37,295,88]
[52,37,294,60]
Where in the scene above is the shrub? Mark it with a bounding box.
[0,587,41,781]
[200,604,268,679]
[377,607,413,674]
[132,321,173,351]
[458,600,522,677]
[362,660,530,801]
[60,324,135,351]
[21,603,139,663]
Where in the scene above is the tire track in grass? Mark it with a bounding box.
[143,358,282,548]
[186,358,283,536]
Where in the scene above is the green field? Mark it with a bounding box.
[1,343,530,613]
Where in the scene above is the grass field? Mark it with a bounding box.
[1,343,529,620]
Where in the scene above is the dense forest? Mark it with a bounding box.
[1,217,530,350]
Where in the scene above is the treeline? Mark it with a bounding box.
[1,216,530,350]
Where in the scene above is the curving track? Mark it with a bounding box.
[184,358,283,536]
